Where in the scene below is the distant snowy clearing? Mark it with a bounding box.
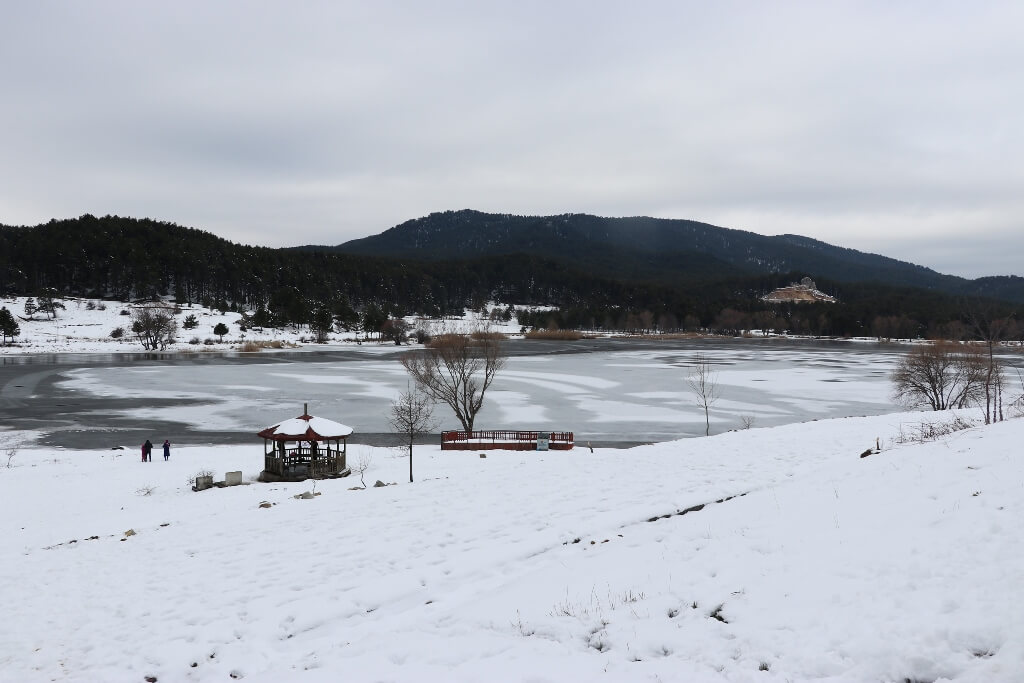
[2,411,1022,681]
[0,296,525,355]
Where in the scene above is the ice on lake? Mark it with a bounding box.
[51,342,915,446]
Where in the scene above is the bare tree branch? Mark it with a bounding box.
[890,342,987,411]
[399,328,507,432]
[687,354,719,436]
[388,386,437,483]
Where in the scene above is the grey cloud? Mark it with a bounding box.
[1,2,1022,277]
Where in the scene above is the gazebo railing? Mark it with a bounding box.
[264,446,347,476]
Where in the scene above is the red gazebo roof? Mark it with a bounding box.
[257,413,354,441]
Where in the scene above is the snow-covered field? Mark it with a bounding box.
[2,410,1022,682]
[0,296,523,355]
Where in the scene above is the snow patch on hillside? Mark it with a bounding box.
[0,296,528,355]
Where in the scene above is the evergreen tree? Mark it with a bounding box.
[0,307,20,345]
[182,314,198,330]
[361,303,387,339]
[252,306,273,329]
[36,288,66,319]
[310,306,334,343]
[213,322,229,342]
[332,296,360,331]
[23,297,37,319]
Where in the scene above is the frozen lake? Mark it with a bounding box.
[0,338,969,449]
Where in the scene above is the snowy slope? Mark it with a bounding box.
[1,411,1022,682]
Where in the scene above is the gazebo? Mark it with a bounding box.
[257,404,353,481]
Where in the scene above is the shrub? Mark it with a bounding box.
[189,336,201,345]
[110,327,125,339]
[85,301,96,310]
[894,415,976,444]
[130,306,178,350]
[470,330,507,341]
[187,469,214,486]
[120,309,130,316]
[524,329,583,340]
[203,338,215,345]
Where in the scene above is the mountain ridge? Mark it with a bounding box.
[295,209,1021,301]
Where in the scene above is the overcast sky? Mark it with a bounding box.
[2,2,1022,278]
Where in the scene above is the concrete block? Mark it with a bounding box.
[195,475,213,491]
[225,471,243,486]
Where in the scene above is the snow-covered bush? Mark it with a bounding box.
[187,469,214,486]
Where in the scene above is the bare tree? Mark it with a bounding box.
[351,452,372,488]
[131,305,178,350]
[687,354,719,436]
[1,434,20,468]
[890,342,987,411]
[388,385,437,483]
[381,317,411,345]
[400,329,507,432]
[967,308,1013,424]
[1011,367,1024,418]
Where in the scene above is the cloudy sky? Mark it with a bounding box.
[2,2,1021,277]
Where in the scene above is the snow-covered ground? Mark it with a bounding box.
[2,410,1022,682]
[0,296,524,355]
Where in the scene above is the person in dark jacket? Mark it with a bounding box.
[163,439,171,461]
[143,439,153,462]
[141,443,146,462]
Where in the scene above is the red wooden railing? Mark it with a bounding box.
[441,430,574,451]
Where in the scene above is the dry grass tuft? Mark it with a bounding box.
[524,329,583,340]
[470,330,508,341]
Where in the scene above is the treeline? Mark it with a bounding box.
[515,274,1021,340]
[0,215,1018,339]
[0,215,622,321]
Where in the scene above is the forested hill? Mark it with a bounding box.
[0,214,648,317]
[0,213,1019,339]
[323,209,1024,301]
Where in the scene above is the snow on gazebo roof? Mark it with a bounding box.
[257,412,354,441]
